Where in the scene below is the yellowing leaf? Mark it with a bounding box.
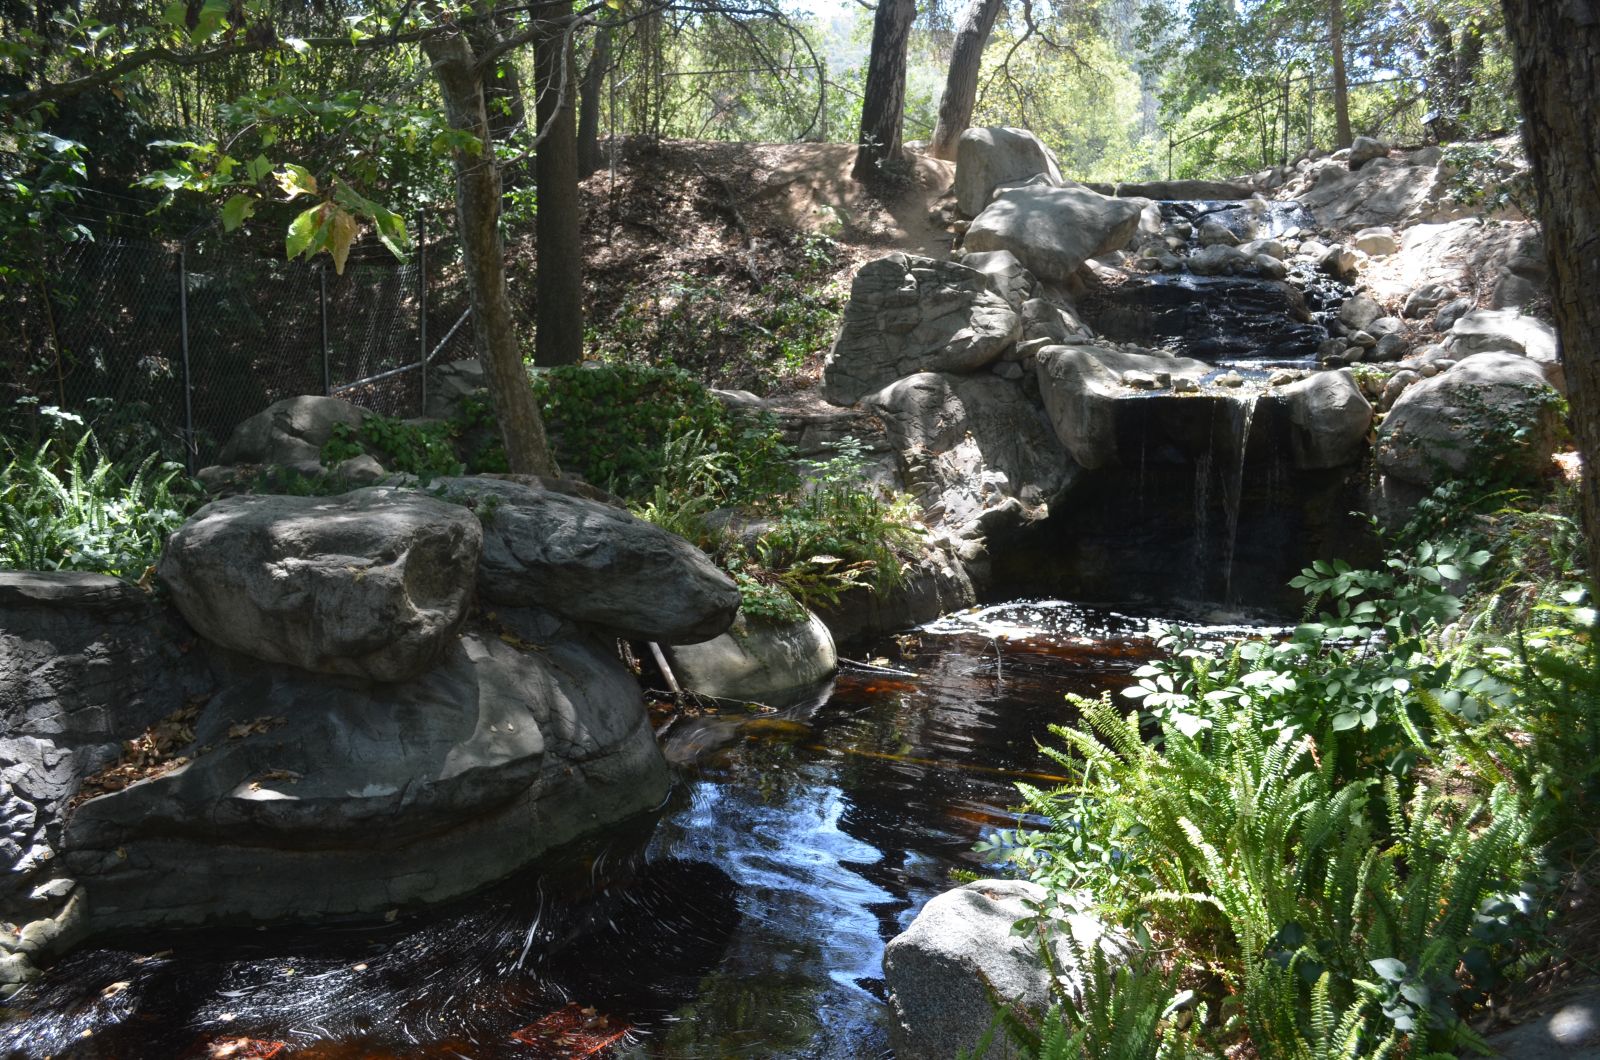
[326,206,358,275]
[275,163,318,200]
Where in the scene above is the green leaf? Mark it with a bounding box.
[285,205,321,260]
[1332,710,1361,732]
[246,154,273,183]
[221,193,256,231]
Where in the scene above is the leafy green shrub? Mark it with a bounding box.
[531,362,797,503]
[1,416,202,578]
[750,438,921,611]
[321,414,465,480]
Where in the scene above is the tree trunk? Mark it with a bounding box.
[423,32,560,477]
[533,7,585,366]
[1329,0,1353,148]
[1499,0,1600,585]
[927,0,1003,161]
[853,0,917,183]
[577,25,611,178]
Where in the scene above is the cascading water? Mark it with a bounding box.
[1081,197,1355,367]
[1220,392,1259,602]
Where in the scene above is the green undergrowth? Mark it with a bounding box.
[320,362,921,622]
[974,482,1598,1058]
[0,408,203,579]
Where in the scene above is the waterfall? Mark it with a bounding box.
[1220,392,1259,602]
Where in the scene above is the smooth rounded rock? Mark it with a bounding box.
[435,477,739,645]
[1279,369,1373,469]
[1377,352,1562,489]
[218,395,370,468]
[953,127,1064,217]
[664,609,837,703]
[884,880,1118,1060]
[964,186,1143,282]
[159,488,482,682]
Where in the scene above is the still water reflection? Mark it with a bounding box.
[1,601,1268,1059]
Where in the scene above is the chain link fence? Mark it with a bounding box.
[2,220,478,470]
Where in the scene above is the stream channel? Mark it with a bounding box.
[1,599,1279,1059]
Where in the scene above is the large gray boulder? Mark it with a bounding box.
[954,127,1064,217]
[964,186,1144,282]
[1445,309,1563,392]
[884,880,1117,1060]
[1376,352,1563,489]
[865,371,1077,535]
[435,477,739,644]
[1349,136,1391,170]
[1034,345,1211,469]
[159,488,482,682]
[821,254,1021,406]
[663,609,837,703]
[218,395,370,467]
[61,624,670,936]
[1278,370,1373,469]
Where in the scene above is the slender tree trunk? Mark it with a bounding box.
[1499,0,1600,585]
[533,8,584,366]
[477,15,531,189]
[1329,0,1353,148]
[423,32,559,477]
[927,0,1003,161]
[853,0,917,183]
[577,25,611,179]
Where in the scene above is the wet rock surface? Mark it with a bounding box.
[61,625,669,935]
[663,609,837,703]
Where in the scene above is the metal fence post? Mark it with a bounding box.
[179,244,195,474]
[418,210,428,416]
[319,262,331,396]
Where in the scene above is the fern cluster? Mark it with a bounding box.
[1,425,201,579]
[980,526,1578,1058]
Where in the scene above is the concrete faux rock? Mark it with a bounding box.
[62,626,670,936]
[963,185,1143,282]
[1377,352,1562,489]
[1279,369,1374,469]
[664,609,837,703]
[436,477,740,644]
[1034,345,1210,470]
[159,488,482,682]
[866,371,1079,536]
[953,127,1064,217]
[217,394,370,468]
[884,880,1118,1060]
[821,254,1022,405]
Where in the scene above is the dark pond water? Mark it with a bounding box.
[0,601,1272,1060]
